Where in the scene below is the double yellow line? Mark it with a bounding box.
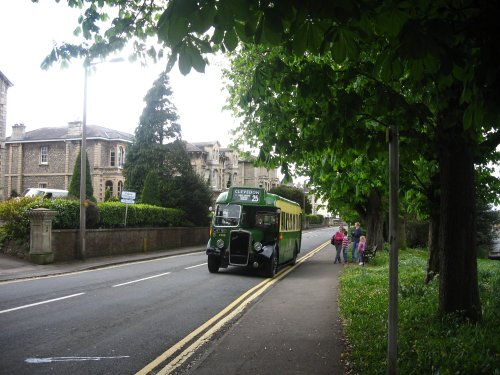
[137,241,329,375]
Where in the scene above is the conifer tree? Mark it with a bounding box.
[68,152,94,201]
[124,72,212,225]
[124,71,181,194]
[141,171,161,206]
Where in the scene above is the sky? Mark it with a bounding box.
[0,0,237,147]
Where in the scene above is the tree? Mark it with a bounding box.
[141,171,161,206]
[68,152,94,201]
[123,72,212,226]
[161,155,213,227]
[42,0,500,321]
[124,71,181,193]
[225,46,398,251]
[159,0,500,321]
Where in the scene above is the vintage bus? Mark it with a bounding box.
[206,187,302,278]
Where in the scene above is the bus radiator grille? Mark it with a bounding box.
[229,231,250,266]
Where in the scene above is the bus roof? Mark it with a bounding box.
[216,187,302,213]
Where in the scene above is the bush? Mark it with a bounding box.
[97,202,188,228]
[0,197,45,240]
[405,220,428,248]
[0,198,190,243]
[306,214,325,225]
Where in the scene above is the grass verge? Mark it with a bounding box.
[338,249,500,374]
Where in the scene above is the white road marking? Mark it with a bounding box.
[112,272,171,287]
[184,263,207,270]
[25,356,130,363]
[0,293,85,314]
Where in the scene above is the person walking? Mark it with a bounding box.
[341,229,349,264]
[350,222,362,262]
[358,235,366,266]
[332,226,345,264]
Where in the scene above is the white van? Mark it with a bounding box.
[22,188,69,199]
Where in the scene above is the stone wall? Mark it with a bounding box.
[52,226,209,261]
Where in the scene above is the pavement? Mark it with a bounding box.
[0,244,346,374]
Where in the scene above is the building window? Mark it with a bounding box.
[38,183,47,188]
[105,180,113,198]
[212,170,219,189]
[118,146,125,167]
[110,150,116,166]
[118,181,123,196]
[40,146,48,164]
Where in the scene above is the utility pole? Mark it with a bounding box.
[387,124,399,374]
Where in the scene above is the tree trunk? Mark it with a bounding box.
[438,120,481,321]
[425,209,440,284]
[363,190,385,251]
[425,176,440,284]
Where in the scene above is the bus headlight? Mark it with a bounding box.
[216,239,225,249]
[254,242,263,252]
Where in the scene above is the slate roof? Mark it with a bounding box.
[0,70,13,87]
[6,125,134,143]
[184,142,205,153]
[192,141,220,148]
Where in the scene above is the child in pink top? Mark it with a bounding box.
[341,229,349,264]
[358,235,366,265]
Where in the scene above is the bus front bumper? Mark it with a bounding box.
[206,245,274,268]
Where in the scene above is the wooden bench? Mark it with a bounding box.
[363,245,378,263]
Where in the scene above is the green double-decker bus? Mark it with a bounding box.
[207,187,302,278]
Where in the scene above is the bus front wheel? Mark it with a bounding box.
[265,250,278,278]
[208,255,221,273]
[291,245,298,265]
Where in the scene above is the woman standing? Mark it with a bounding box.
[332,226,345,264]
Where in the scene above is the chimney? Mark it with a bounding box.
[11,123,26,140]
[67,121,82,137]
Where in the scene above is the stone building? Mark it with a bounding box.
[4,122,133,201]
[186,141,280,197]
[0,70,13,200]
[2,120,279,202]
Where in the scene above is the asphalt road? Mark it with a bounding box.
[0,227,333,375]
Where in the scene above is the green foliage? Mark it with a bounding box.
[44,199,80,229]
[160,165,213,227]
[123,71,181,195]
[0,197,41,240]
[85,200,100,228]
[104,187,112,202]
[0,198,190,242]
[338,250,500,374]
[141,171,161,206]
[269,185,312,214]
[405,220,429,248]
[68,152,95,201]
[124,71,212,226]
[98,202,187,228]
[306,214,324,225]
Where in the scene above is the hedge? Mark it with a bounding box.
[0,197,188,241]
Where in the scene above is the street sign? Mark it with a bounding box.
[121,191,136,200]
[121,191,136,205]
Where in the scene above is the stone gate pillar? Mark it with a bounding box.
[28,208,58,264]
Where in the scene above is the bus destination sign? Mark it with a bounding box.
[232,188,260,203]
